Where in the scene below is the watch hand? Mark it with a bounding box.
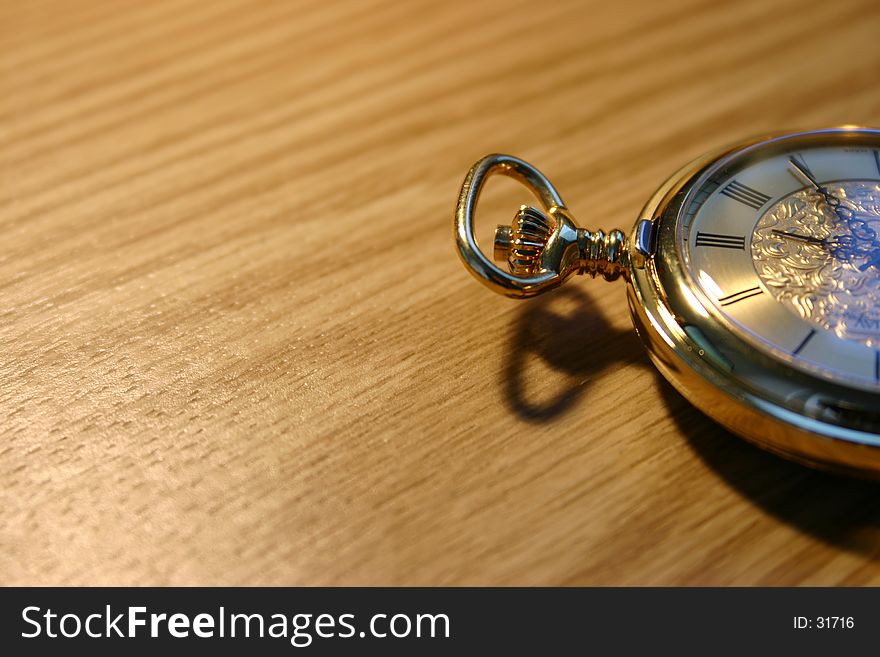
[771,229,830,246]
[786,157,880,249]
[788,157,847,209]
[785,156,870,237]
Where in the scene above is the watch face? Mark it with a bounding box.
[680,128,880,392]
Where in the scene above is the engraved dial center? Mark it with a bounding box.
[751,181,880,347]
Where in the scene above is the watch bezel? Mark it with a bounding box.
[627,126,880,476]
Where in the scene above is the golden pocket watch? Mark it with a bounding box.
[454,127,880,476]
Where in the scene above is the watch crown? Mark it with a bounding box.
[494,205,555,275]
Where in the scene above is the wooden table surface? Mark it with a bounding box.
[3,0,880,586]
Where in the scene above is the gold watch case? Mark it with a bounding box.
[455,127,880,477]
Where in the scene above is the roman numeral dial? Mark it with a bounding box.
[694,232,746,249]
[717,286,763,306]
[683,140,880,391]
[792,329,817,355]
[719,180,771,210]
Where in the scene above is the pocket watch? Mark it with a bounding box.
[454,127,880,476]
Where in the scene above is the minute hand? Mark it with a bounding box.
[787,157,849,212]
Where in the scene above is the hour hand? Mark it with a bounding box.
[771,229,829,246]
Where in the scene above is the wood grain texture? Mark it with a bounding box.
[2,0,880,585]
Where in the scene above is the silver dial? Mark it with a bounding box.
[682,136,880,391]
